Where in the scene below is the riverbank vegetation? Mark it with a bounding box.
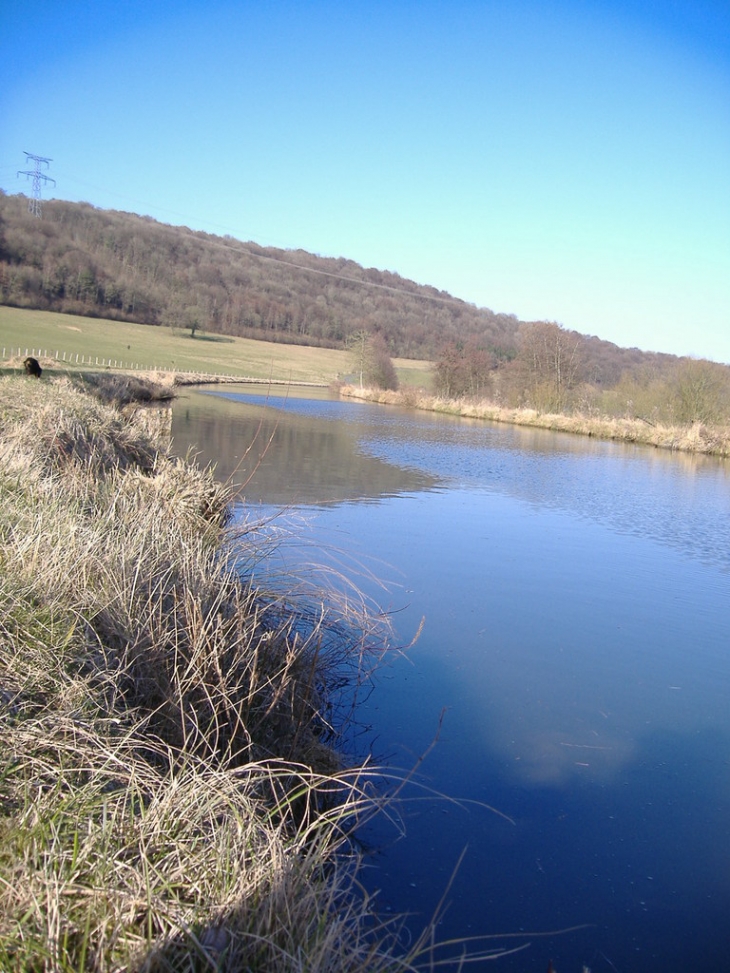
[433,321,730,426]
[342,384,730,458]
[0,374,464,971]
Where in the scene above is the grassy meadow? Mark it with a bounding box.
[0,306,433,387]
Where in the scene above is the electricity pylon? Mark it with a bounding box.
[17,152,56,217]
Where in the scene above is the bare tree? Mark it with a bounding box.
[347,330,398,390]
[672,358,729,424]
[348,329,370,388]
[516,321,583,411]
[366,332,399,390]
[433,340,494,398]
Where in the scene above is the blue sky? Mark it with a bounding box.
[1,1,728,362]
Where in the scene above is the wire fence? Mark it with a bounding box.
[0,347,328,387]
[3,346,146,370]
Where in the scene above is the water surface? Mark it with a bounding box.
[172,386,730,973]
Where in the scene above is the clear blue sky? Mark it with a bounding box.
[1,1,728,362]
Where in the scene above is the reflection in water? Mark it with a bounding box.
[171,387,730,973]
[176,385,730,567]
[171,387,439,505]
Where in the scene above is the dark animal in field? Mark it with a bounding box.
[23,357,42,378]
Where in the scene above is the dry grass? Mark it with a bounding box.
[1,374,477,972]
[342,385,730,458]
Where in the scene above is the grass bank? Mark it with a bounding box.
[0,374,458,972]
[342,385,730,458]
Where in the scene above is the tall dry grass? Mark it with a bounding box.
[342,384,730,457]
[1,375,486,972]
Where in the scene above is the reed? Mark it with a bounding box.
[342,385,730,458]
[0,374,466,972]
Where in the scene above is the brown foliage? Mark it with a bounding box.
[433,340,495,398]
[513,320,583,411]
[0,191,520,359]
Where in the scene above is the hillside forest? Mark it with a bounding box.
[2,190,729,425]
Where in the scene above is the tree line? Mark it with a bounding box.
[433,322,730,424]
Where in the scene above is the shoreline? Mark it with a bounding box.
[340,384,730,459]
[0,373,446,971]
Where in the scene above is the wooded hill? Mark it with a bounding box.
[0,192,517,357]
[1,191,673,385]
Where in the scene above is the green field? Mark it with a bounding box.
[0,306,433,387]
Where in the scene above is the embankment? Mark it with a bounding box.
[341,385,730,458]
[0,374,426,972]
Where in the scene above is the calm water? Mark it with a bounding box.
[171,386,730,973]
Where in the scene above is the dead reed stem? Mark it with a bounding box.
[342,384,730,457]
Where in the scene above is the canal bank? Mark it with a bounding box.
[0,374,472,972]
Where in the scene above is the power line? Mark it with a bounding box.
[30,170,476,309]
[5,167,481,312]
[17,152,56,217]
[196,233,477,311]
